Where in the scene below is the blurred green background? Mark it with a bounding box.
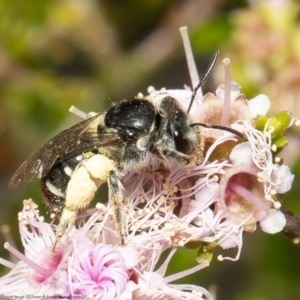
[1,0,300,299]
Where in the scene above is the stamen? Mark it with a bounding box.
[55,289,63,296]
[156,247,177,276]
[69,105,88,119]
[179,26,200,92]
[273,201,281,209]
[293,238,300,244]
[217,225,244,261]
[288,117,300,127]
[1,225,19,265]
[147,86,156,94]
[274,157,281,163]
[0,256,15,269]
[220,58,231,126]
[1,225,15,253]
[4,242,53,278]
[271,144,277,152]
[164,261,209,284]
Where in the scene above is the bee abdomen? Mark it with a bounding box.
[41,157,79,219]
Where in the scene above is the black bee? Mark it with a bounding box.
[9,51,244,249]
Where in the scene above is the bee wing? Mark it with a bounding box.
[9,111,118,189]
[54,130,124,164]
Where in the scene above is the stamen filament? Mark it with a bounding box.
[4,242,52,278]
[179,26,200,92]
[164,261,209,284]
[69,105,88,119]
[220,58,231,126]
[0,256,15,269]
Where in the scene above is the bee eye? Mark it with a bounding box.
[174,130,194,154]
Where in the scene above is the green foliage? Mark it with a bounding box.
[192,15,233,54]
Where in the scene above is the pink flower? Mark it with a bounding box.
[70,241,129,299]
[0,200,138,299]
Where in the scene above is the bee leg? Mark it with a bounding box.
[107,169,125,245]
[52,207,79,251]
[52,237,61,252]
[53,163,98,251]
[151,146,191,165]
[161,149,191,165]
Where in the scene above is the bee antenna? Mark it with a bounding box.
[191,122,246,140]
[187,51,220,114]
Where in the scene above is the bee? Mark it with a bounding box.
[9,51,244,250]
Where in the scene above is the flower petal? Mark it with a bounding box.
[229,142,253,167]
[260,209,286,234]
[272,164,294,193]
[247,94,271,118]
